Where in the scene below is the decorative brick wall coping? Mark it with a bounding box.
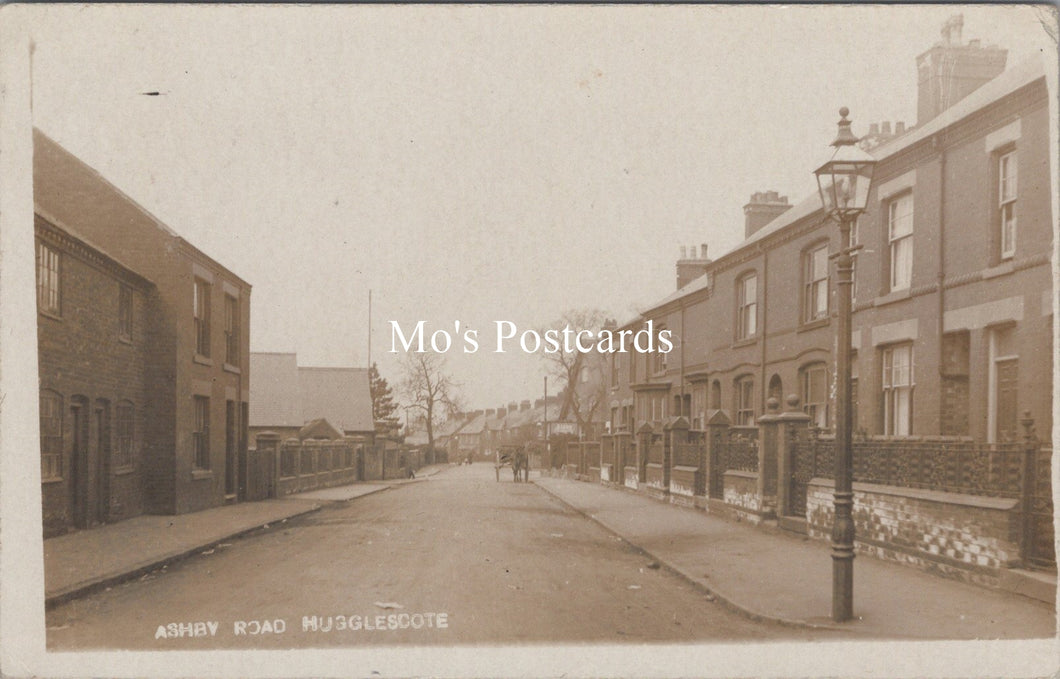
[724,469,757,480]
[807,477,1019,510]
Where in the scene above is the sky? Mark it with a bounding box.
[24,4,1056,411]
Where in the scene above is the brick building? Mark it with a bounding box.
[35,129,252,533]
[35,217,154,536]
[611,36,1053,447]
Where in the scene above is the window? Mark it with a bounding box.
[801,363,829,429]
[629,348,637,384]
[193,278,211,357]
[652,324,667,374]
[803,243,829,322]
[736,273,757,340]
[118,285,132,340]
[734,375,755,426]
[888,193,913,291]
[193,396,210,469]
[999,150,1017,259]
[710,380,721,410]
[691,386,706,429]
[224,294,239,365]
[882,344,914,435]
[115,401,134,469]
[36,242,61,315]
[40,391,63,480]
[610,355,617,387]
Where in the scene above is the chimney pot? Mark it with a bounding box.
[700,243,708,259]
[869,122,879,136]
[882,121,892,136]
[680,245,687,260]
[895,121,906,135]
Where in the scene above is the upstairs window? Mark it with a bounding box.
[652,324,667,374]
[998,150,1017,259]
[193,278,211,357]
[37,242,61,315]
[803,243,829,322]
[736,273,757,340]
[118,285,132,340]
[888,193,913,291]
[224,293,240,365]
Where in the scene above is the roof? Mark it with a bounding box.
[872,54,1046,159]
[249,353,302,428]
[636,55,1048,320]
[299,418,343,441]
[249,352,374,433]
[34,214,154,290]
[298,366,374,433]
[33,128,251,288]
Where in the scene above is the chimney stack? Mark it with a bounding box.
[917,14,1007,125]
[743,190,791,239]
[675,238,714,290]
[520,400,531,411]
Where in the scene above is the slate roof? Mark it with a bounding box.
[249,352,374,434]
[636,55,1048,320]
[33,129,250,288]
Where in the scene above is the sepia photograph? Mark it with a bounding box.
[0,3,1057,677]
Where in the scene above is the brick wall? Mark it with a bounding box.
[274,438,361,495]
[805,478,1020,586]
[722,470,762,523]
[36,219,150,537]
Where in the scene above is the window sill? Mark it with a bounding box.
[798,318,830,333]
[118,334,133,345]
[223,363,241,374]
[874,288,911,308]
[41,476,64,485]
[39,310,62,322]
[113,467,136,476]
[191,469,213,480]
[982,261,1015,280]
[193,354,213,367]
[731,337,758,349]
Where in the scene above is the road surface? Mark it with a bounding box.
[46,464,826,649]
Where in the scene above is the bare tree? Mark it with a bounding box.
[399,352,460,452]
[540,308,612,440]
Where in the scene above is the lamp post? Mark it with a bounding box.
[814,107,876,623]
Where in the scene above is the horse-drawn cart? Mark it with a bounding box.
[495,444,529,482]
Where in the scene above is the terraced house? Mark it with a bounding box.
[35,130,252,536]
[585,21,1055,586]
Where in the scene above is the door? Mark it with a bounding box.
[225,400,237,498]
[995,359,1018,442]
[94,401,111,524]
[70,398,89,529]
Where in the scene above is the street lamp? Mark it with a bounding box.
[814,107,876,623]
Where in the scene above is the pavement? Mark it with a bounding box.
[535,476,1058,640]
[43,463,449,607]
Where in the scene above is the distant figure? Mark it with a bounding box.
[407,467,416,479]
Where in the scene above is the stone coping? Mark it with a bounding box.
[807,477,1019,510]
